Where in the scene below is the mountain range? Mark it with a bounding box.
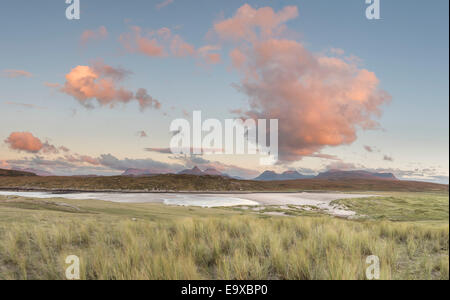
[254,169,398,181]
[2,166,398,182]
[315,170,398,181]
[177,166,227,177]
[122,166,227,177]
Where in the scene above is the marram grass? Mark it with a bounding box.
[0,216,448,280]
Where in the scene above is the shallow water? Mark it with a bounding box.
[162,195,259,208]
[0,191,376,216]
[0,191,260,207]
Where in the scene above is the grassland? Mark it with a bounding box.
[0,190,448,280]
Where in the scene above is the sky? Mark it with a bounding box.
[0,0,448,183]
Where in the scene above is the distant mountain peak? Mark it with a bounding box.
[177,166,228,177]
[254,170,313,181]
[316,170,398,181]
[178,166,206,176]
[122,169,155,177]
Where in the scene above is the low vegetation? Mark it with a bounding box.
[334,192,449,222]
[0,174,447,192]
[0,192,448,280]
[0,169,36,177]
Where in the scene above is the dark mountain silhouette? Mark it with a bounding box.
[315,170,398,181]
[254,169,398,181]
[121,169,157,177]
[178,166,205,176]
[254,170,314,181]
[178,167,227,177]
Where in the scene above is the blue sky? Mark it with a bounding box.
[0,0,448,183]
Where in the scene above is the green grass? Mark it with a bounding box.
[0,192,448,280]
[334,192,449,222]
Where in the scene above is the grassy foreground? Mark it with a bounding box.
[0,192,448,280]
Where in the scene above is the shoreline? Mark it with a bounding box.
[0,187,374,195]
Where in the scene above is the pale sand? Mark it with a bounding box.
[0,191,377,217]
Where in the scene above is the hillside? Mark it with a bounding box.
[0,168,36,177]
[0,173,447,193]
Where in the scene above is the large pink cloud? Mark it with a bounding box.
[215,5,391,162]
[60,63,161,111]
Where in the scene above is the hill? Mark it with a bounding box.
[0,173,447,193]
[316,170,398,181]
[0,168,37,177]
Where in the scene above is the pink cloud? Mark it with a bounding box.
[198,45,222,65]
[4,102,47,110]
[230,48,246,69]
[205,53,221,64]
[216,5,391,162]
[137,130,148,138]
[60,63,161,111]
[5,132,44,153]
[42,142,60,155]
[61,65,134,108]
[4,132,65,155]
[80,26,108,45]
[59,146,70,153]
[0,160,10,169]
[135,88,162,111]
[214,4,298,42]
[120,26,219,65]
[119,26,166,57]
[364,145,374,152]
[65,154,100,166]
[170,35,196,57]
[2,69,33,78]
[156,0,174,10]
[44,82,61,88]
